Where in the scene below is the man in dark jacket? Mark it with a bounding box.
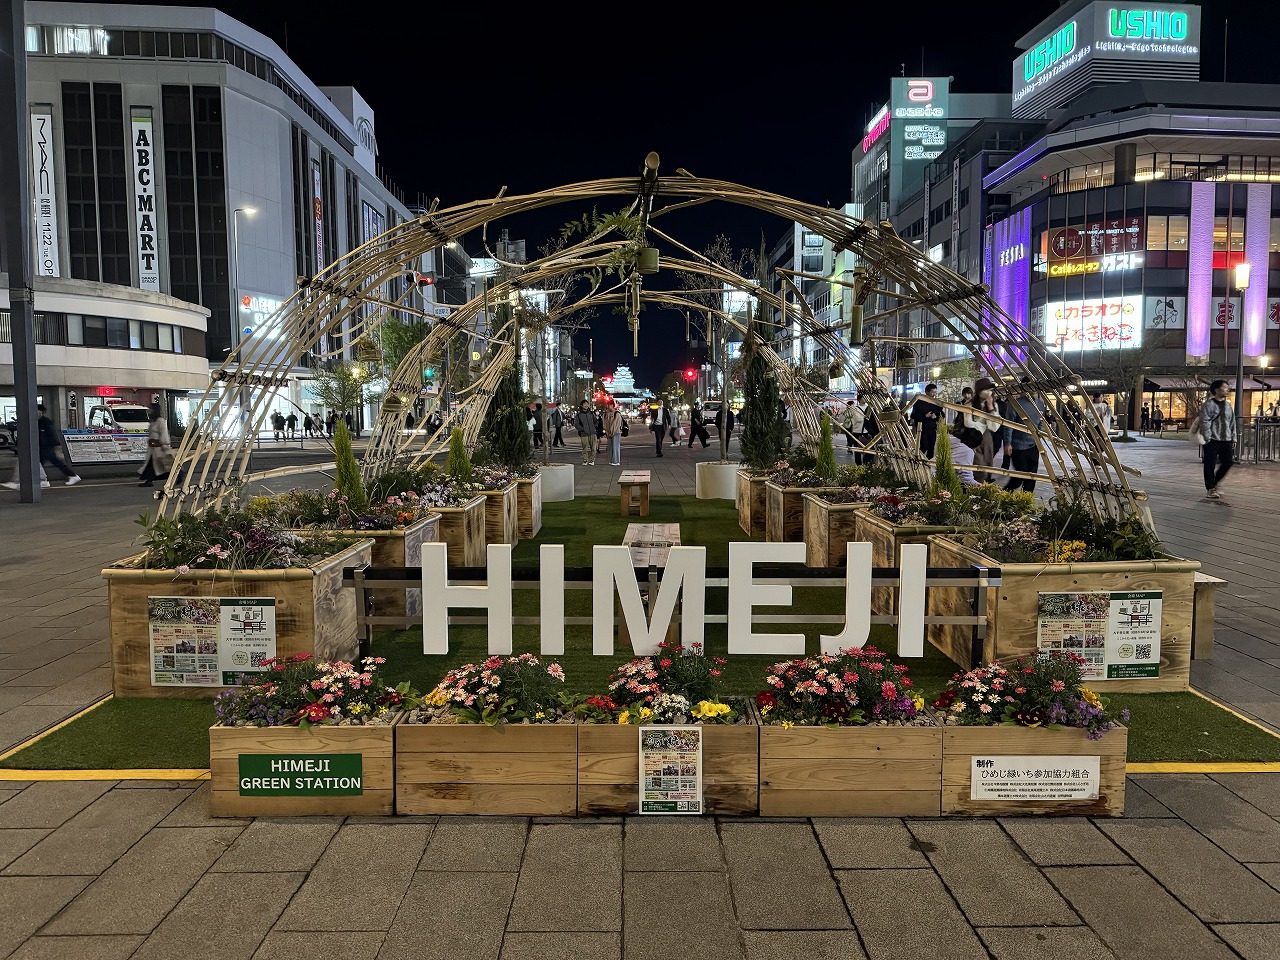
[37,405,80,485]
[910,383,942,458]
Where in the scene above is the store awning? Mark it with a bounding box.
[1144,376,1204,390]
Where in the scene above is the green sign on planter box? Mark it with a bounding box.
[237,754,364,796]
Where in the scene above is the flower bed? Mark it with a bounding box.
[575,642,759,815]
[395,654,576,815]
[801,485,891,568]
[479,480,520,546]
[855,507,976,615]
[736,469,770,537]
[431,496,487,568]
[515,471,543,539]
[765,480,846,543]
[755,647,942,817]
[934,655,1128,816]
[208,655,408,816]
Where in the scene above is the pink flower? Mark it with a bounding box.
[881,681,898,700]
[979,703,993,713]
[1050,680,1066,692]
[546,663,565,681]
[659,659,673,669]
[175,564,191,575]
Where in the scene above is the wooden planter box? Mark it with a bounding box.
[803,494,870,567]
[578,708,760,816]
[516,474,543,539]
[324,515,438,619]
[736,470,768,537]
[759,723,942,817]
[926,535,1197,692]
[209,716,397,817]
[481,482,520,546]
[942,724,1128,817]
[855,509,976,614]
[765,482,846,543]
[103,539,373,699]
[395,721,577,815]
[432,495,487,568]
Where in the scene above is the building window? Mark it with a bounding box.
[129,319,142,348]
[163,85,200,309]
[93,84,130,285]
[106,316,128,347]
[1147,215,1168,250]
[193,86,230,356]
[67,314,83,344]
[83,316,107,346]
[291,125,309,278]
[1213,216,1244,252]
[61,82,99,281]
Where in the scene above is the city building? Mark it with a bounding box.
[14,2,421,435]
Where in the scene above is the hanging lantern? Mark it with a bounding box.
[637,246,660,275]
[895,345,916,370]
[354,337,383,363]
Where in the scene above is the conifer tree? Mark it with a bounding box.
[815,415,838,484]
[739,307,788,470]
[446,426,472,480]
[484,365,532,470]
[333,420,368,511]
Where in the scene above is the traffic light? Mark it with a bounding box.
[683,368,697,382]
[409,271,435,288]
[423,367,436,380]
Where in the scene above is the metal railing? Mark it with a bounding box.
[343,563,1003,669]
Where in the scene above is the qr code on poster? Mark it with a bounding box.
[249,651,269,668]
[1135,644,1152,661]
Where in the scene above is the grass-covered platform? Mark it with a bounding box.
[4,497,1278,770]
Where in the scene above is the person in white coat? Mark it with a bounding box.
[137,405,173,487]
[965,379,1001,483]
[602,403,624,466]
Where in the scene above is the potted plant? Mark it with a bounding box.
[933,653,1128,816]
[103,509,372,699]
[209,653,411,816]
[471,464,521,546]
[764,422,849,543]
[576,640,759,815]
[756,646,941,817]
[735,330,789,535]
[395,653,576,815]
[482,364,544,537]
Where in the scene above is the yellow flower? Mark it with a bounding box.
[909,693,925,711]
[780,720,795,729]
[759,703,773,715]
[347,701,369,716]
[423,686,449,708]
[617,711,631,725]
[533,711,546,721]
[638,707,653,720]
[1079,686,1102,708]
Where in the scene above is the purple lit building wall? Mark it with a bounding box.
[1244,183,1270,360]
[985,208,1033,362]
[1186,181,1216,363]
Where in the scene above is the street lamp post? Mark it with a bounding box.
[230,207,257,435]
[1233,261,1251,428]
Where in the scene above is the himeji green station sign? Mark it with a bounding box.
[238,754,364,796]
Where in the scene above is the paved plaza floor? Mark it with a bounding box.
[1,435,1279,958]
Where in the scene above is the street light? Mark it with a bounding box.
[1234,261,1252,426]
[230,206,257,428]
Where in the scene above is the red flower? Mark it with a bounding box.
[709,668,722,677]
[302,702,329,722]
[291,653,313,663]
[659,659,673,669]
[881,681,898,700]
[755,691,777,710]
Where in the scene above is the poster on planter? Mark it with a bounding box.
[638,726,703,814]
[970,755,1101,800]
[148,597,276,687]
[1035,591,1162,680]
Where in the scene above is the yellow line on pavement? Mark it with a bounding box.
[0,768,210,781]
[1188,687,1280,739]
[0,696,112,764]
[1127,761,1280,773]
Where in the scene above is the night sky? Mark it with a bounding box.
[120,1,1275,388]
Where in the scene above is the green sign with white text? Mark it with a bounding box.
[237,753,364,796]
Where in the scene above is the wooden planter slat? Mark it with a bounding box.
[516,474,543,539]
[854,510,975,615]
[765,483,846,543]
[803,495,869,567]
[209,718,397,817]
[481,482,520,546]
[942,724,1128,817]
[927,535,1197,692]
[104,539,373,699]
[432,496,487,567]
[759,724,942,817]
[323,516,438,619]
[736,471,768,537]
[576,713,759,816]
[396,721,577,815]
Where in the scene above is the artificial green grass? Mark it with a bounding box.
[1110,693,1280,762]
[0,698,214,770]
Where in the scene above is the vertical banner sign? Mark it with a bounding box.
[29,112,60,277]
[639,726,703,814]
[951,155,961,269]
[148,597,277,687]
[1036,591,1162,680]
[312,161,324,273]
[130,114,160,290]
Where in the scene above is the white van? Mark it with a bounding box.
[86,403,150,434]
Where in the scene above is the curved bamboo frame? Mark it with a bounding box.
[160,166,1143,523]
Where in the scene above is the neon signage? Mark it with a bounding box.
[1023,20,1077,82]
[1047,253,1143,277]
[1107,7,1189,40]
[862,104,889,153]
[1043,295,1143,351]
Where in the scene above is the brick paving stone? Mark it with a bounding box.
[623,818,722,871]
[211,821,341,873]
[1136,775,1280,862]
[500,932,621,960]
[721,823,850,929]
[277,823,433,931]
[0,829,48,871]
[1249,862,1280,892]
[623,872,742,960]
[1046,866,1238,960]
[1213,773,1280,815]
[978,927,1117,960]
[0,705,96,751]
[252,931,383,960]
[906,821,1077,925]
[0,876,93,958]
[418,817,526,872]
[1099,820,1280,922]
[1210,923,1280,959]
[1123,780,1176,818]
[378,871,517,960]
[23,668,112,706]
[837,869,986,960]
[0,686,55,711]
[741,931,867,960]
[3,787,191,876]
[0,781,114,830]
[7,935,144,960]
[11,653,107,688]
[998,818,1131,866]
[0,789,24,806]
[43,827,242,935]
[508,824,622,932]
[813,818,930,869]
[159,782,251,828]
[133,870,304,960]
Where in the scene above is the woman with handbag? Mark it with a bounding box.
[137,405,173,488]
[603,403,624,466]
[965,379,1000,483]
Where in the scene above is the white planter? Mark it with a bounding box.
[540,463,575,502]
[696,461,739,500]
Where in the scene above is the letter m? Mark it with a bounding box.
[137,194,154,213]
[592,546,705,656]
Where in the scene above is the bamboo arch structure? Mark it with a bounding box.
[159,157,1145,523]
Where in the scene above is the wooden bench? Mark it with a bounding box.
[1192,571,1226,660]
[617,470,652,517]
[619,522,680,646]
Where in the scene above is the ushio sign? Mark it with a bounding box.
[421,541,930,658]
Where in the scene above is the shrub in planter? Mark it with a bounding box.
[208,654,409,816]
[577,641,757,815]
[396,653,574,815]
[756,647,941,816]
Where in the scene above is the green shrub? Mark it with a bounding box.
[933,427,963,499]
[446,427,472,480]
[815,416,838,484]
[333,420,367,511]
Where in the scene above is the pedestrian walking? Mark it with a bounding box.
[1152,407,1164,434]
[1195,379,1237,502]
[35,404,80,485]
[651,402,672,457]
[325,412,336,439]
[716,404,735,448]
[550,404,565,446]
[572,400,597,465]
[999,379,1045,493]
[532,403,545,448]
[841,399,862,451]
[910,383,942,458]
[603,403,624,466]
[668,408,681,447]
[344,412,355,435]
[966,379,1000,483]
[1140,403,1151,434]
[303,414,314,437]
[137,404,173,488]
[1092,393,1114,434]
[285,412,298,439]
[271,411,285,441]
[688,405,711,448]
[953,387,974,431]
